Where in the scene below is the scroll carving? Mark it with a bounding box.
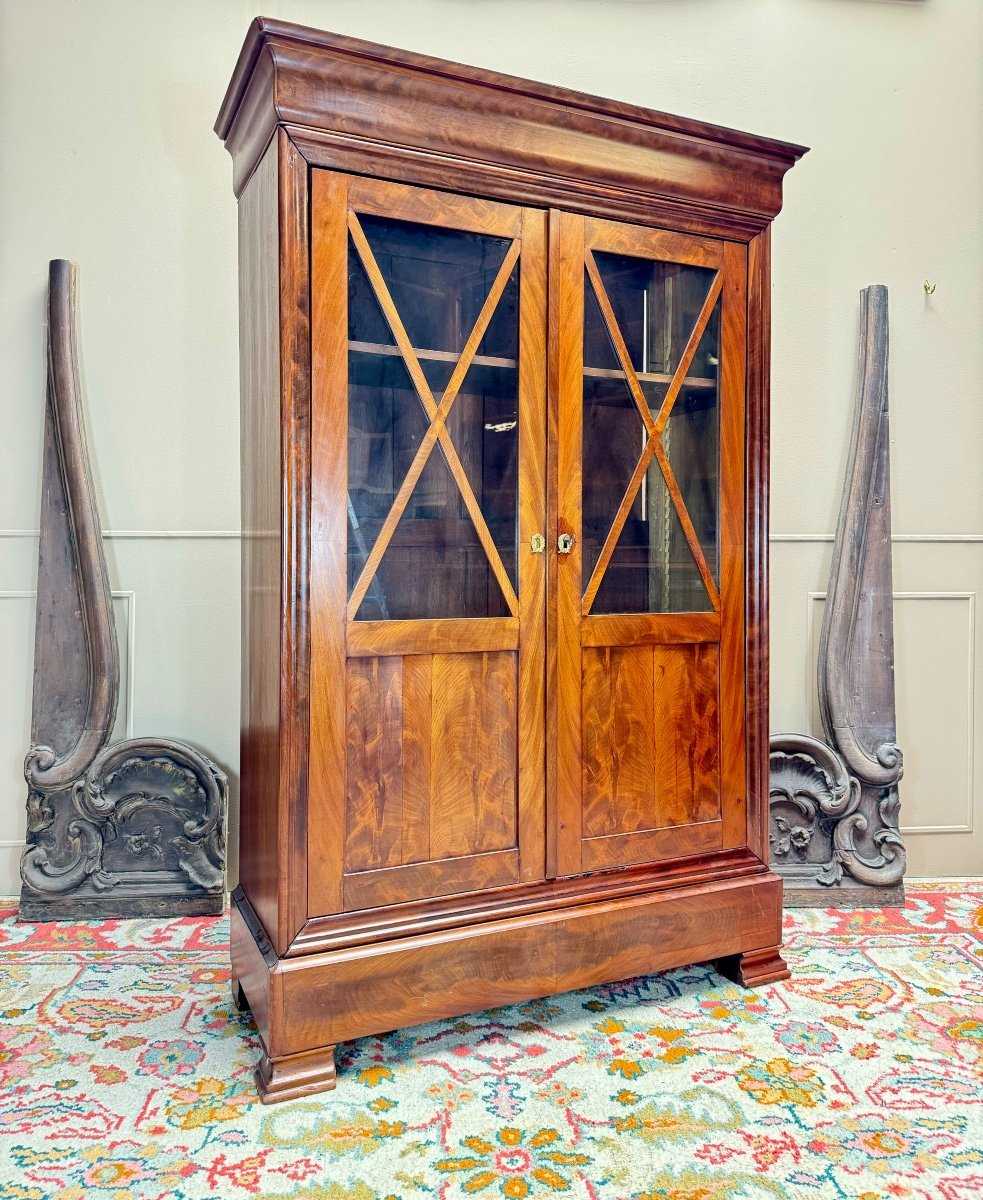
[19,261,228,920]
[770,285,906,905]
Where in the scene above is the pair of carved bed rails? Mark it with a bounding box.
[17,262,903,918]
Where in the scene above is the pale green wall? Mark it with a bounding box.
[2,0,980,889]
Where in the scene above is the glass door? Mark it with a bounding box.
[309,173,547,915]
[554,211,748,875]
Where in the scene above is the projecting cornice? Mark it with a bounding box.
[215,17,808,238]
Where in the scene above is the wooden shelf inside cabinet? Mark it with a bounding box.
[583,365,717,389]
[349,340,518,372]
[349,340,520,397]
[218,13,806,1104]
[346,350,716,393]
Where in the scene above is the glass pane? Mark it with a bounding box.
[592,470,713,615]
[592,251,717,382]
[663,302,720,585]
[583,251,719,614]
[348,215,519,620]
[405,353,519,597]
[582,275,647,587]
[358,213,512,356]
[450,364,519,592]
[355,443,510,621]
[348,254,429,610]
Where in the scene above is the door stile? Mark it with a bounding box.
[553,210,587,878]
[544,212,562,880]
[308,169,349,917]
[279,132,314,948]
[746,228,771,866]
[517,207,549,882]
[720,240,749,848]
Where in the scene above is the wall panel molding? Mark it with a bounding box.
[12,530,981,544]
[4,531,980,544]
[773,534,983,544]
[0,530,241,540]
[0,588,136,739]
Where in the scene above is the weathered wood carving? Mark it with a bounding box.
[19,260,227,920]
[770,285,906,906]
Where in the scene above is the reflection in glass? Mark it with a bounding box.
[347,215,519,620]
[583,253,720,614]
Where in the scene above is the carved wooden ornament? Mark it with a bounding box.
[19,261,228,920]
[770,285,906,906]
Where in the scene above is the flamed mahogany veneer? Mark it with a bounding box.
[216,16,807,1102]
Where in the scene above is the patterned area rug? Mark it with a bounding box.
[0,881,980,1200]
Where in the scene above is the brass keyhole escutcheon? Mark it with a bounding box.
[557,532,575,555]
[529,532,546,554]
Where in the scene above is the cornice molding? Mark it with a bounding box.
[215,17,807,233]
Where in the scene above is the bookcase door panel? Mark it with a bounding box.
[555,211,747,876]
[341,648,520,910]
[309,172,547,916]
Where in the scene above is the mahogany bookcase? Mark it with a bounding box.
[216,16,806,1102]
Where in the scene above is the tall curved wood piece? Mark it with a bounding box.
[19,260,228,921]
[770,285,906,906]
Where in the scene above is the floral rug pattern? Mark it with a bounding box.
[0,881,981,1200]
